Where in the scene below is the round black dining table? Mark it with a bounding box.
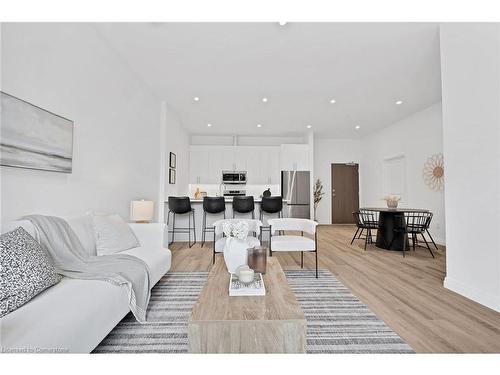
[360,208,430,251]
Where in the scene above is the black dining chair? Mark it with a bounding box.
[389,211,435,258]
[167,196,196,248]
[351,210,379,250]
[424,212,439,251]
[201,196,226,248]
[407,211,435,257]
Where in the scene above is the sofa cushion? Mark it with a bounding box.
[65,216,97,257]
[120,246,172,285]
[270,235,316,252]
[91,213,139,255]
[0,227,63,318]
[1,220,37,238]
[0,277,130,353]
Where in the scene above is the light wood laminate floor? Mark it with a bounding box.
[169,225,500,353]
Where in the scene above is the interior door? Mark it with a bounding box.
[331,164,359,224]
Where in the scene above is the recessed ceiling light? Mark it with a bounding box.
[395,100,403,105]
[257,124,262,128]
[278,21,287,26]
[193,96,200,102]
[306,125,312,129]
[262,97,268,103]
[330,99,336,104]
[355,125,360,129]
[207,123,212,127]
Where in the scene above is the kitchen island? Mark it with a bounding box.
[164,197,289,243]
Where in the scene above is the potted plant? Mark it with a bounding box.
[313,179,325,222]
[383,195,401,209]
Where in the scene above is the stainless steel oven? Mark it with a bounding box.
[222,171,247,184]
[223,189,246,196]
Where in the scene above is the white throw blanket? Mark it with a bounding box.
[23,215,151,323]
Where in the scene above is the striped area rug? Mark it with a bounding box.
[286,270,413,353]
[93,270,413,354]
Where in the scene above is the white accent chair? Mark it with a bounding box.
[268,218,319,278]
[212,219,262,264]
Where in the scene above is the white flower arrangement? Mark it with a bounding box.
[383,195,401,203]
[383,195,401,208]
[222,221,249,240]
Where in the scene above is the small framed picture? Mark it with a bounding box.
[169,152,176,169]
[169,168,176,184]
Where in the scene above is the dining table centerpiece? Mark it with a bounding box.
[383,195,401,209]
[222,220,251,273]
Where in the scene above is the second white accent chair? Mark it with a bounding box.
[268,218,319,278]
[212,219,263,264]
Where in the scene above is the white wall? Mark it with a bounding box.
[313,139,362,224]
[440,23,500,312]
[163,103,189,199]
[360,103,445,244]
[1,23,162,223]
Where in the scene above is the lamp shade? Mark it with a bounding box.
[130,200,154,222]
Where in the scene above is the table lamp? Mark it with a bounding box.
[130,200,154,223]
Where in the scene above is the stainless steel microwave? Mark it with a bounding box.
[222,171,247,184]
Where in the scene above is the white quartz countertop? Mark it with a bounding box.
[165,197,290,204]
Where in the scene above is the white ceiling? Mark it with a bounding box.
[95,23,442,138]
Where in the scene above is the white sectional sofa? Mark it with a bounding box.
[0,216,171,353]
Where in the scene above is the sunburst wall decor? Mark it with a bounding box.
[423,153,444,191]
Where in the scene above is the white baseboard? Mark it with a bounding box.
[434,237,446,246]
[444,276,500,312]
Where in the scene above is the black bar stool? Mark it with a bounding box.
[232,196,255,219]
[201,196,226,247]
[167,196,196,248]
[260,196,283,241]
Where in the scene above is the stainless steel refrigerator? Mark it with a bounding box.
[281,171,311,219]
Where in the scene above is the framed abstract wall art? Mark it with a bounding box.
[1,92,74,173]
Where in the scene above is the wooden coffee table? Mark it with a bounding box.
[188,257,306,353]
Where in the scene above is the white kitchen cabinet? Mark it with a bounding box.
[266,147,281,184]
[207,146,234,183]
[280,144,310,171]
[256,146,281,184]
[235,146,281,184]
[235,146,255,181]
[233,147,249,171]
[189,145,283,185]
[189,146,211,184]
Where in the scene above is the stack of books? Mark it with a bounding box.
[228,273,266,296]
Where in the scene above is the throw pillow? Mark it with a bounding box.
[91,213,140,255]
[0,227,63,318]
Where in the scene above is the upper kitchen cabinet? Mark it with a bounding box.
[208,146,234,183]
[189,144,283,185]
[189,146,211,184]
[280,144,310,171]
[233,146,251,171]
[258,146,281,184]
[234,146,280,184]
